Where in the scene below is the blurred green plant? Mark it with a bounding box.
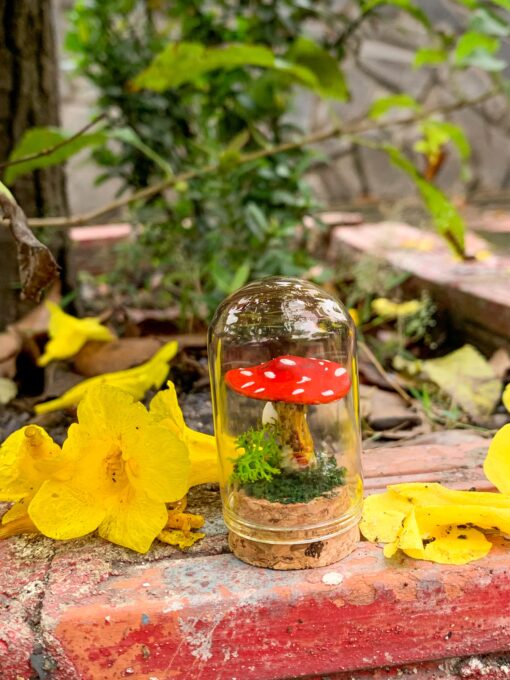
[4,0,510,323]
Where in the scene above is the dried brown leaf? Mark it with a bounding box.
[0,191,59,301]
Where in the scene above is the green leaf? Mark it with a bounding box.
[132,41,346,99]
[369,94,421,119]
[415,120,471,162]
[0,180,15,202]
[454,31,499,63]
[286,37,349,101]
[362,0,431,29]
[461,51,506,71]
[110,128,174,177]
[384,145,465,256]
[413,47,448,68]
[245,202,269,241]
[4,127,107,185]
[229,261,251,293]
[469,8,510,36]
[491,0,510,10]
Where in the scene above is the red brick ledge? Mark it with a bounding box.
[4,434,510,680]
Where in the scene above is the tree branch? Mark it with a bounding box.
[0,113,107,171]
[20,88,499,229]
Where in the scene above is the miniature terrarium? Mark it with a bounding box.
[208,277,363,569]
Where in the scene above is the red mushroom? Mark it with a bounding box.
[225,355,351,470]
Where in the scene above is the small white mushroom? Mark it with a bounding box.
[262,401,279,425]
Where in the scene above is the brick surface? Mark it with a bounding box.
[4,433,510,680]
[329,221,510,353]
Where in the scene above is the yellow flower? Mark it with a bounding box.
[360,479,510,565]
[371,298,423,319]
[29,384,190,553]
[149,381,218,487]
[502,385,510,416]
[35,341,178,414]
[348,308,359,326]
[38,301,114,367]
[484,423,510,494]
[0,425,64,524]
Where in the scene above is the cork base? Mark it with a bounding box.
[227,486,359,570]
[229,524,359,570]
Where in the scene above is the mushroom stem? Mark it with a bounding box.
[275,402,315,470]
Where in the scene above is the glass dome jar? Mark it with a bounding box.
[208,277,362,569]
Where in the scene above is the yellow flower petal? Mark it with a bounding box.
[416,504,510,535]
[484,423,510,494]
[38,301,114,366]
[35,341,178,414]
[404,525,491,565]
[149,382,185,434]
[389,482,510,509]
[384,509,423,559]
[66,384,190,503]
[360,490,412,543]
[150,382,219,487]
[0,425,64,501]
[371,298,423,319]
[2,497,32,524]
[503,385,510,414]
[98,489,168,553]
[158,529,205,550]
[29,479,105,539]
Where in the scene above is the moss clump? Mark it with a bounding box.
[244,456,346,504]
[231,425,281,485]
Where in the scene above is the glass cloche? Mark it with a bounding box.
[208,277,362,569]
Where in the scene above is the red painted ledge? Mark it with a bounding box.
[4,433,510,680]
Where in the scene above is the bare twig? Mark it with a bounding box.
[359,340,414,406]
[0,113,107,171]
[9,87,498,230]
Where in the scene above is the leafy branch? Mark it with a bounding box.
[14,87,498,233]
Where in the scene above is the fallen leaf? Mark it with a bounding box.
[489,349,510,382]
[360,385,421,431]
[73,337,163,377]
[421,345,501,419]
[0,377,17,404]
[0,187,59,301]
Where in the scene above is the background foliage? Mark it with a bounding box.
[6,0,510,325]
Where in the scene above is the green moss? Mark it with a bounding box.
[244,456,346,504]
[231,425,282,485]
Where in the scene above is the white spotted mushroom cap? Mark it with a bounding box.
[225,355,351,405]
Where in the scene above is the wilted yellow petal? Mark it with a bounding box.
[2,496,32,524]
[416,504,510,535]
[35,341,178,414]
[384,509,423,558]
[404,525,491,565]
[166,510,204,531]
[98,488,168,554]
[360,490,412,543]
[371,298,423,319]
[484,423,510,494]
[158,529,205,550]
[38,301,114,366]
[389,482,510,509]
